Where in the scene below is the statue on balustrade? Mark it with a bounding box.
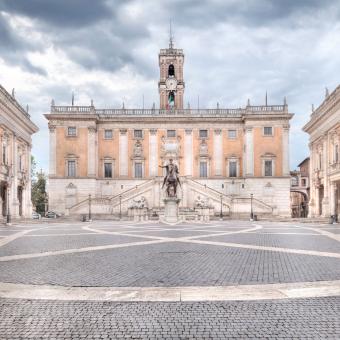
[159,158,181,197]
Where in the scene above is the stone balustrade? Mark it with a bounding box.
[50,105,287,116]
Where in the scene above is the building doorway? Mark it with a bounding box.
[319,185,324,216]
[17,186,23,217]
[0,182,7,217]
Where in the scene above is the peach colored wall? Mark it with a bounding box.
[253,126,283,177]
[56,127,88,177]
[223,129,244,177]
[97,128,118,178]
[54,125,286,179]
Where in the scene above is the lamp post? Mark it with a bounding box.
[220,194,223,220]
[88,194,92,222]
[250,193,253,221]
[119,195,122,220]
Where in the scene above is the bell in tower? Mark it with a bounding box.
[158,24,185,110]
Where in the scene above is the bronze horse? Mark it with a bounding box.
[159,159,181,197]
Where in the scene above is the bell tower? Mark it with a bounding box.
[158,25,185,109]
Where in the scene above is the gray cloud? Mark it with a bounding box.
[0,0,112,28]
[0,13,46,75]
[1,0,340,170]
[164,0,338,28]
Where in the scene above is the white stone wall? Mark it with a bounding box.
[50,176,291,217]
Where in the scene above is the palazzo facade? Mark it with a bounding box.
[0,85,39,221]
[303,85,340,219]
[46,41,293,218]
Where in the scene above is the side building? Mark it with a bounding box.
[45,41,293,219]
[303,85,340,219]
[0,85,39,221]
[290,157,310,218]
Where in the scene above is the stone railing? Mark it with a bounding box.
[329,162,340,174]
[51,106,94,113]
[310,84,340,121]
[50,105,288,116]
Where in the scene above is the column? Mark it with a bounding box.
[330,182,336,217]
[24,145,32,218]
[49,125,56,176]
[184,129,193,176]
[282,126,290,176]
[308,143,314,217]
[214,129,223,176]
[87,126,96,177]
[11,134,19,217]
[322,135,329,215]
[149,129,158,177]
[119,129,128,177]
[245,127,254,176]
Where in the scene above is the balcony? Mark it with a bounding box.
[329,162,340,175]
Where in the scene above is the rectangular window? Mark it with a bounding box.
[228,130,237,139]
[200,162,208,178]
[67,160,76,177]
[229,161,237,177]
[104,163,112,178]
[263,127,273,136]
[167,130,176,138]
[335,145,339,163]
[134,130,143,139]
[199,129,208,138]
[67,127,77,136]
[264,160,273,176]
[135,163,143,178]
[104,130,113,139]
[301,178,306,187]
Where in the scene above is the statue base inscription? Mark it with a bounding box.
[163,197,180,223]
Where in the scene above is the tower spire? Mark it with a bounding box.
[169,19,174,49]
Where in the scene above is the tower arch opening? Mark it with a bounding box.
[168,64,175,77]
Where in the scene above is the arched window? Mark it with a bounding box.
[168,91,175,107]
[168,64,175,77]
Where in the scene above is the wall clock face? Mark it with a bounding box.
[166,77,177,91]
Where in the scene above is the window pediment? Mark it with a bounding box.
[261,152,276,159]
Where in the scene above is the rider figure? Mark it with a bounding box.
[159,158,181,189]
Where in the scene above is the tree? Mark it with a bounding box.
[31,162,47,214]
[31,155,37,183]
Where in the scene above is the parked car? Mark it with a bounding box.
[45,211,61,218]
[32,211,41,219]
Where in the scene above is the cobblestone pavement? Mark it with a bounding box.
[0,220,339,338]
[1,297,339,339]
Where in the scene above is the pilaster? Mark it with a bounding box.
[119,129,128,177]
[184,129,193,176]
[149,129,158,177]
[49,124,56,176]
[282,126,290,176]
[245,127,254,176]
[322,135,329,216]
[213,129,223,176]
[87,126,97,177]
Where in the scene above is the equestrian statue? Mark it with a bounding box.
[159,159,181,197]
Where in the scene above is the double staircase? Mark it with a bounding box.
[68,177,274,219]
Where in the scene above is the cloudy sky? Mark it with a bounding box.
[1,0,339,172]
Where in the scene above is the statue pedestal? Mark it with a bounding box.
[128,207,148,222]
[163,197,180,223]
[195,207,213,222]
